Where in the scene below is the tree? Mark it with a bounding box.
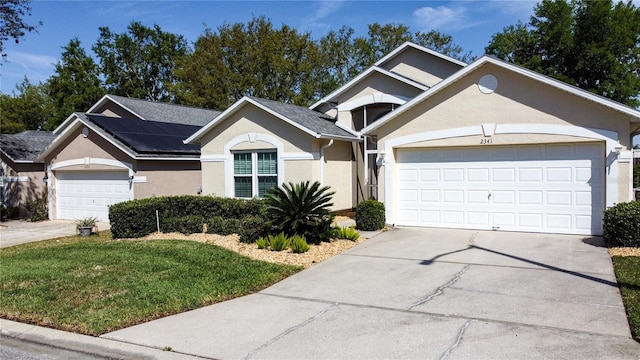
[93,21,187,102]
[173,17,325,109]
[45,38,105,130]
[0,0,41,57]
[0,77,53,133]
[486,0,640,107]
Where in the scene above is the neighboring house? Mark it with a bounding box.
[1,131,56,217]
[191,42,639,236]
[34,95,220,221]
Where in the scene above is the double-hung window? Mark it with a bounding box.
[233,151,277,198]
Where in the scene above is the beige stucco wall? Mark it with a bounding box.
[323,140,354,210]
[197,103,355,210]
[1,157,46,218]
[381,47,463,87]
[374,62,634,208]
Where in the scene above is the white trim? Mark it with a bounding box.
[337,93,411,111]
[200,154,227,162]
[2,176,30,182]
[383,124,621,226]
[86,94,145,121]
[132,176,147,183]
[363,56,640,135]
[310,66,428,110]
[49,158,134,176]
[281,152,318,160]
[374,41,468,68]
[223,133,284,197]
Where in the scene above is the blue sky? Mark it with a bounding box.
[2,0,542,94]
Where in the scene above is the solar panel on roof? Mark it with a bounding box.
[87,114,200,154]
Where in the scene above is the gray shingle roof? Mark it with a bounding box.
[107,95,221,126]
[248,97,358,139]
[0,131,56,162]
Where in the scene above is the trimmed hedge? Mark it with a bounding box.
[355,200,385,231]
[161,215,205,235]
[603,200,640,247]
[109,196,266,238]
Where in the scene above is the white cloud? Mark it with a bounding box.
[0,51,57,93]
[412,6,482,31]
[302,0,347,32]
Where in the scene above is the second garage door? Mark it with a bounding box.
[396,143,604,235]
[56,171,131,221]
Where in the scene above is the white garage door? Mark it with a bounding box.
[396,143,604,235]
[56,171,131,221]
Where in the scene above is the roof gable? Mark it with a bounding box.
[185,97,358,144]
[362,56,640,134]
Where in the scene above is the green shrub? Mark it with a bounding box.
[264,181,335,244]
[206,216,224,234]
[219,218,242,236]
[239,215,268,243]
[333,226,360,241]
[290,235,310,253]
[0,206,19,221]
[268,232,291,251]
[161,215,205,235]
[26,198,48,222]
[355,199,385,231]
[109,196,266,238]
[603,201,640,247]
[256,237,269,249]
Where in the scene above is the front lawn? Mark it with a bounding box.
[0,232,301,335]
[612,256,640,341]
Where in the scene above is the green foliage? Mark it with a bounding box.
[161,215,205,235]
[0,78,55,133]
[0,0,41,57]
[290,234,310,254]
[264,181,335,244]
[45,38,105,130]
[239,215,268,243]
[333,226,360,241]
[74,217,97,227]
[1,206,20,221]
[0,234,301,335]
[486,0,640,107]
[611,256,640,341]
[355,200,385,231]
[26,197,47,222]
[268,232,291,252]
[109,196,266,238]
[93,21,188,102]
[603,201,640,247]
[219,218,242,236]
[256,237,269,249]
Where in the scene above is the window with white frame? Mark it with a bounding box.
[233,151,278,198]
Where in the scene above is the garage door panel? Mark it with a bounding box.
[396,143,604,235]
[56,171,131,221]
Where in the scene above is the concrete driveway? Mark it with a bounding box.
[0,220,110,248]
[102,227,640,359]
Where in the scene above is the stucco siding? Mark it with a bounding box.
[46,127,130,165]
[134,169,201,199]
[201,161,225,197]
[382,47,463,87]
[1,158,46,218]
[323,140,354,210]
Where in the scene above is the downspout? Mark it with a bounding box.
[320,139,334,186]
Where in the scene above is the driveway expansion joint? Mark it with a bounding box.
[405,264,471,311]
[242,303,338,360]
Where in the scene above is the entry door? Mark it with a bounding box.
[395,143,604,235]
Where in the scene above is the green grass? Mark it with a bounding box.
[612,256,640,341]
[0,232,301,336]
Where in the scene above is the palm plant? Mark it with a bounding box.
[264,181,335,243]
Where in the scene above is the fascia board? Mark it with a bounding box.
[86,94,146,120]
[374,41,468,68]
[52,113,81,135]
[310,66,426,110]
